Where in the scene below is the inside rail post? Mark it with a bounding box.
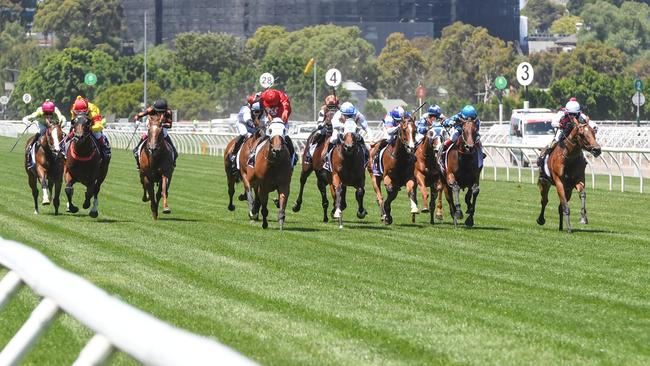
[73,333,114,366]
[0,270,22,311]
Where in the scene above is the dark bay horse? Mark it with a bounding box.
[246,120,293,229]
[64,113,110,218]
[441,118,482,228]
[224,115,261,211]
[292,109,337,221]
[139,113,175,220]
[413,127,445,224]
[537,118,601,232]
[25,118,65,215]
[331,119,368,228]
[367,115,417,225]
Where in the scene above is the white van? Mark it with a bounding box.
[509,108,556,166]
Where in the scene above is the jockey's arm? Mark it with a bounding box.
[53,107,67,127]
[23,108,42,125]
[355,112,368,132]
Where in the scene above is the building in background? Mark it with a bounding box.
[122,0,520,53]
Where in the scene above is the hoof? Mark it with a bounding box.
[142,194,149,202]
[228,204,236,211]
[89,210,98,218]
[262,221,268,229]
[42,200,50,206]
[580,217,588,225]
[273,198,280,208]
[333,209,341,219]
[238,193,247,201]
[292,203,301,212]
[453,211,463,220]
[384,215,393,225]
[152,213,158,220]
[68,205,79,214]
[465,216,474,227]
[421,207,429,213]
[435,214,444,221]
[323,216,329,223]
[537,217,546,226]
[357,209,367,219]
[83,200,91,209]
[162,207,171,214]
[249,212,259,221]
[410,208,420,214]
[34,210,38,215]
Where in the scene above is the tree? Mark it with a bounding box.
[549,67,617,119]
[377,33,426,102]
[33,0,124,53]
[527,51,559,88]
[95,81,162,120]
[580,1,650,56]
[364,100,387,120]
[552,42,627,80]
[173,32,248,80]
[213,65,258,115]
[168,89,213,120]
[550,15,582,34]
[245,26,287,61]
[522,0,566,33]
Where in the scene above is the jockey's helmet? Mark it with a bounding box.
[565,100,580,114]
[340,102,356,117]
[390,106,405,121]
[325,95,339,108]
[42,100,55,114]
[461,105,477,119]
[72,97,88,113]
[262,91,280,108]
[428,104,442,118]
[153,99,168,112]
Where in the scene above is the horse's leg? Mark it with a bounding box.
[53,172,62,215]
[577,182,587,224]
[162,175,171,214]
[37,166,50,205]
[227,173,236,211]
[340,186,348,211]
[406,179,419,224]
[28,172,39,214]
[292,163,312,212]
[143,177,157,220]
[329,180,337,218]
[553,179,571,233]
[415,172,428,213]
[356,186,367,219]
[537,179,550,226]
[277,184,289,231]
[428,186,435,225]
[383,181,398,225]
[64,171,78,213]
[369,171,385,220]
[447,172,463,227]
[83,183,93,210]
[464,183,480,227]
[435,180,444,221]
[317,176,329,223]
[259,188,269,229]
[332,175,344,228]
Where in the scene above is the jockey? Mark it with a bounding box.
[416,104,446,143]
[328,101,368,146]
[304,94,339,164]
[132,99,179,169]
[228,93,264,172]
[23,100,67,168]
[441,105,483,167]
[259,88,296,164]
[70,96,111,159]
[537,98,596,166]
[371,106,404,175]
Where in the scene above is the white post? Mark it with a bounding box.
[499,103,503,124]
[73,334,114,366]
[0,297,59,365]
[143,11,148,109]
[0,271,22,311]
[313,61,317,122]
[418,98,422,119]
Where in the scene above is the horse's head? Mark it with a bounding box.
[268,119,287,161]
[72,113,90,139]
[459,117,479,152]
[426,127,444,151]
[399,114,416,154]
[342,118,358,154]
[44,118,64,160]
[147,114,165,155]
[569,117,601,157]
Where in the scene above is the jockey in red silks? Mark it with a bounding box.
[259,88,296,164]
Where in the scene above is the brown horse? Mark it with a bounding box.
[537,118,601,232]
[367,115,417,225]
[246,120,293,229]
[138,114,175,220]
[441,118,482,227]
[224,115,261,211]
[25,118,65,215]
[292,109,337,221]
[64,113,110,218]
[413,127,445,224]
[331,119,368,228]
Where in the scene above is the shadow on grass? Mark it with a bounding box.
[282,227,322,232]
[571,228,615,234]
[96,218,133,223]
[159,217,203,222]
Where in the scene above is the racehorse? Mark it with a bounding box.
[330,119,368,228]
[246,119,293,229]
[441,117,482,227]
[292,108,338,222]
[367,114,417,225]
[413,127,445,224]
[24,118,65,215]
[224,115,262,212]
[537,118,601,232]
[138,113,175,220]
[64,113,110,218]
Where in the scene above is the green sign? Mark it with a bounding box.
[495,76,507,90]
[635,79,643,92]
[84,73,97,86]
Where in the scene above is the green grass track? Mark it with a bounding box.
[0,135,649,365]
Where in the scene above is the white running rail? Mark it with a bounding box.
[0,237,257,366]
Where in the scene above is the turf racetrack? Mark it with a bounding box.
[0,136,649,365]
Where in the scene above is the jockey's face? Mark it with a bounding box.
[327,104,338,111]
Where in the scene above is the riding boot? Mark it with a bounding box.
[165,135,178,166]
[285,135,296,166]
[229,135,245,172]
[537,140,557,167]
[133,136,146,170]
[27,133,40,169]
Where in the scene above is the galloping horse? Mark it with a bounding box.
[330,119,368,228]
[224,115,261,211]
[441,117,482,227]
[537,118,601,232]
[25,118,65,215]
[64,113,110,218]
[138,113,175,220]
[246,119,293,229]
[367,114,417,225]
[292,109,337,222]
[413,127,445,224]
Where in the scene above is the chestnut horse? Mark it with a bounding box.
[64,113,110,218]
[367,115,417,225]
[292,109,337,221]
[138,113,175,220]
[537,118,601,232]
[25,118,65,215]
[413,127,445,224]
[246,120,293,229]
[441,117,482,228]
[224,114,262,211]
[331,119,368,228]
